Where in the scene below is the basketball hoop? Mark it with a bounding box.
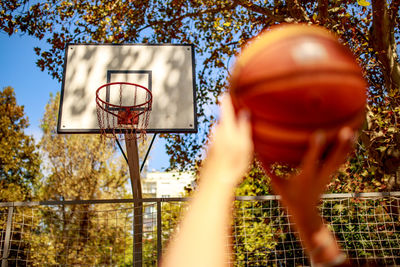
[96,82,152,140]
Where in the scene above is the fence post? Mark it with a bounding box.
[157,200,162,266]
[1,206,14,267]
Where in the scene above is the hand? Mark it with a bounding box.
[267,127,355,264]
[267,127,355,222]
[203,95,254,187]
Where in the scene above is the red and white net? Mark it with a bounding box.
[96,82,152,140]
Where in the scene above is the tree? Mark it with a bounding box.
[39,93,128,201]
[0,86,41,264]
[34,93,131,265]
[0,86,40,202]
[1,0,399,188]
[3,11,400,265]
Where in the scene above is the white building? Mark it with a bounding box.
[141,171,196,235]
[142,171,196,198]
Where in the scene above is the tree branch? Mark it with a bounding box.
[145,2,238,31]
[389,0,400,18]
[370,0,400,93]
[286,0,310,22]
[232,0,274,17]
[317,0,329,24]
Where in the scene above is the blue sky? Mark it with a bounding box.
[0,33,169,171]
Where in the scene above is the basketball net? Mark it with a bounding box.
[96,82,152,141]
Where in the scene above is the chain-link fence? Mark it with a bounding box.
[1,192,400,266]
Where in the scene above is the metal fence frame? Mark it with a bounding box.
[1,191,400,266]
[0,197,189,267]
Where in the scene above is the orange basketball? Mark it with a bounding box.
[229,24,367,166]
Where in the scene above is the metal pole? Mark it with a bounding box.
[1,206,14,267]
[125,137,143,267]
[157,200,162,266]
[140,134,157,173]
[115,138,129,164]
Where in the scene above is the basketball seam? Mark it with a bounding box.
[231,69,366,104]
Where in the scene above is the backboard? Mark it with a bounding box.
[57,44,197,134]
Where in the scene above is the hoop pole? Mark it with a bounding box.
[125,136,143,267]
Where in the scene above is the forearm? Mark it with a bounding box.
[161,95,252,267]
[289,207,346,265]
[161,163,237,267]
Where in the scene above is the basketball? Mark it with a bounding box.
[229,24,367,166]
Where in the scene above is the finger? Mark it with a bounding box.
[237,110,254,154]
[219,94,236,125]
[237,110,252,140]
[300,131,326,178]
[319,127,355,183]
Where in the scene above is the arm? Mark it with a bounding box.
[161,96,354,266]
[160,96,253,267]
[268,128,355,266]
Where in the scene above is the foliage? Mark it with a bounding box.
[321,196,400,266]
[34,93,131,265]
[1,0,399,191]
[1,2,400,264]
[0,86,41,263]
[0,86,41,202]
[236,162,270,196]
[233,163,278,265]
[39,93,128,200]
[233,200,280,266]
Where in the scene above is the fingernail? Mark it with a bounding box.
[339,127,354,141]
[339,127,354,143]
[314,130,326,145]
[238,110,251,121]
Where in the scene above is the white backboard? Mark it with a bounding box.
[57,44,197,134]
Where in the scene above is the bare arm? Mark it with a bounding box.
[268,128,354,266]
[160,96,253,267]
[161,96,354,267]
